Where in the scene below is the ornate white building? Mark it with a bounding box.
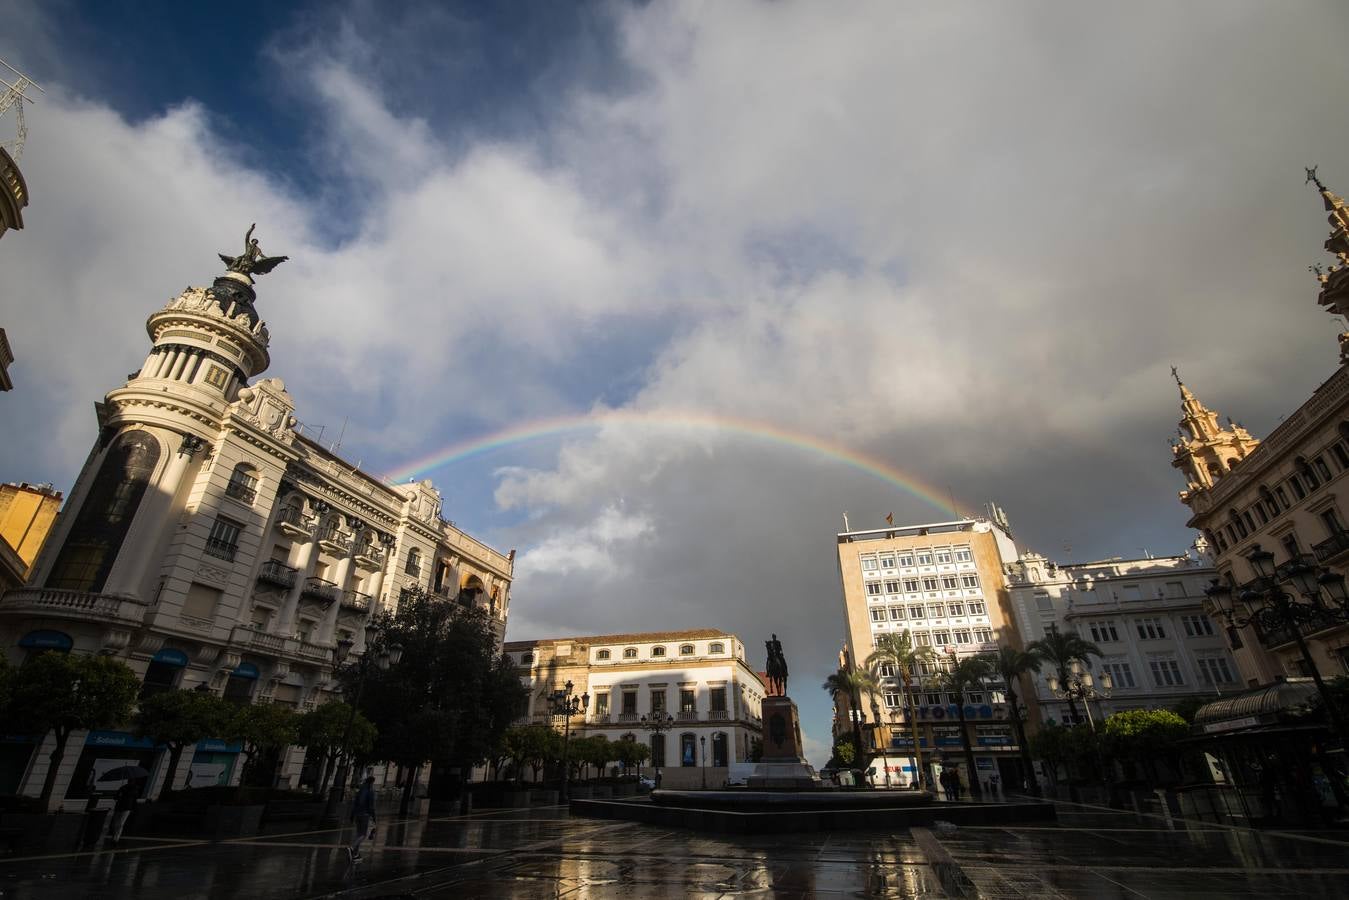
[0,244,513,808]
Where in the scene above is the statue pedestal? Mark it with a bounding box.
[748,696,821,789]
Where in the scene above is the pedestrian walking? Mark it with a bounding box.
[348,775,377,862]
[108,778,143,845]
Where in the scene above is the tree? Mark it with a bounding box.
[1171,694,1217,724]
[935,654,993,799]
[611,736,648,775]
[1028,722,1102,784]
[823,666,879,767]
[1027,626,1102,725]
[867,630,936,787]
[1103,709,1188,785]
[296,701,375,796]
[135,689,233,796]
[8,653,140,807]
[227,702,299,788]
[979,647,1043,795]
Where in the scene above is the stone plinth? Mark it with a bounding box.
[748,696,820,788]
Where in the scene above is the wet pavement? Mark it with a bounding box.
[1,800,1347,898]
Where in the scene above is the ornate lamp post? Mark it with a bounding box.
[640,711,674,788]
[1204,546,1349,744]
[322,628,403,824]
[699,735,707,789]
[548,680,588,801]
[1046,663,1113,732]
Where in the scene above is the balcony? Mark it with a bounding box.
[1313,529,1349,564]
[224,479,257,504]
[0,588,149,624]
[229,625,338,666]
[617,712,640,723]
[301,577,339,605]
[354,542,385,570]
[1254,607,1348,650]
[203,538,238,562]
[257,559,298,589]
[340,590,372,614]
[318,527,351,554]
[677,710,700,722]
[708,710,729,721]
[276,506,314,538]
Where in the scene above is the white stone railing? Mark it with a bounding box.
[0,588,147,620]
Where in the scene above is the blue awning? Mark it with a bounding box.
[19,629,72,650]
[152,647,189,667]
[232,662,260,680]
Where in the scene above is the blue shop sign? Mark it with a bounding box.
[195,739,242,753]
[233,662,260,679]
[889,737,931,749]
[936,737,964,747]
[86,730,157,750]
[19,629,72,650]
[978,736,1012,746]
[978,705,993,719]
[153,647,190,667]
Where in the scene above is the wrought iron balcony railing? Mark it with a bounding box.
[224,479,257,504]
[340,590,372,614]
[257,559,298,589]
[301,577,339,605]
[204,537,238,562]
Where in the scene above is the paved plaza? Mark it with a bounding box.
[0,801,1347,898]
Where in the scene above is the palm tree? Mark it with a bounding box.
[823,666,879,767]
[1027,626,1102,726]
[866,631,935,789]
[936,654,993,799]
[979,647,1042,796]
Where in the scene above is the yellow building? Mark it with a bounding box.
[834,515,1028,791]
[0,482,61,591]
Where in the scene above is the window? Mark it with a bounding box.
[204,364,229,389]
[651,645,666,657]
[925,693,942,706]
[871,608,886,622]
[679,644,695,656]
[884,692,902,708]
[1105,662,1136,688]
[1243,511,1257,533]
[880,554,896,568]
[903,579,921,592]
[1150,658,1184,686]
[1181,615,1214,637]
[941,575,959,590]
[1123,584,1144,601]
[680,733,697,766]
[1087,621,1119,643]
[1136,618,1166,640]
[866,582,883,596]
[622,691,638,714]
[680,689,697,713]
[968,601,986,615]
[1198,657,1235,685]
[223,672,255,705]
[520,651,534,665]
[922,577,939,591]
[889,607,904,620]
[928,603,944,618]
[1165,581,1186,599]
[1322,508,1346,535]
[884,580,901,594]
[897,553,914,567]
[953,630,971,644]
[710,687,727,712]
[592,693,609,717]
[861,555,878,571]
[967,691,984,703]
[932,631,951,645]
[205,516,242,561]
[623,647,638,659]
[947,602,965,616]
[1335,443,1349,470]
[960,574,979,589]
[1316,456,1333,481]
[139,660,181,699]
[973,627,992,643]
[405,547,422,576]
[1301,463,1321,490]
[953,547,973,562]
[909,605,925,619]
[916,552,933,566]
[1281,533,1300,560]
[650,734,666,767]
[651,690,667,714]
[225,464,258,503]
[1290,476,1307,501]
[1254,504,1268,526]
[935,550,952,564]
[597,649,610,660]
[709,642,725,654]
[1275,486,1290,509]
[915,632,932,646]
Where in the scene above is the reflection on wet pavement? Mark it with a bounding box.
[1,801,1347,898]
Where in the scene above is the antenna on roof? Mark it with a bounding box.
[0,58,43,159]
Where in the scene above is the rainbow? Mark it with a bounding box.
[383,410,962,519]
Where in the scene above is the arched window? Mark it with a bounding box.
[597,649,611,660]
[709,642,725,654]
[623,647,638,659]
[680,733,697,766]
[225,464,258,503]
[712,732,728,767]
[679,644,695,656]
[48,431,160,592]
[520,651,533,665]
[651,645,666,657]
[405,547,422,576]
[650,733,665,768]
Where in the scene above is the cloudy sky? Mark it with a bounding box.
[3,0,1349,764]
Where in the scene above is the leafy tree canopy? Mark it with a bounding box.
[10,652,140,739]
[296,701,376,757]
[1102,708,1188,759]
[135,689,232,750]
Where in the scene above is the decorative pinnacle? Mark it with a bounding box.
[1307,165,1326,192]
[1170,365,1182,386]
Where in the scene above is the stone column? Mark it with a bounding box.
[103,434,204,599]
[317,538,358,644]
[276,531,318,635]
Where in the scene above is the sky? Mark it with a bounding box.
[3,0,1349,766]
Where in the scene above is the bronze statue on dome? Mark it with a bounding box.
[218,224,288,277]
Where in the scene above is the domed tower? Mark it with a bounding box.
[1170,368,1258,507]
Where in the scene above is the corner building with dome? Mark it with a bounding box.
[0,246,514,808]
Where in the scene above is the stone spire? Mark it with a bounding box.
[1170,369,1258,507]
[1307,167,1349,362]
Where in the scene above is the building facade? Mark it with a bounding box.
[0,481,61,591]
[0,249,513,808]
[503,630,765,789]
[834,515,1027,790]
[1174,175,1349,687]
[1006,552,1232,725]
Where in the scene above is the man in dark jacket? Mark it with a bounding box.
[348,776,377,861]
[109,778,143,845]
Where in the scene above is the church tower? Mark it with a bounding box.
[1170,370,1258,507]
[1307,167,1349,362]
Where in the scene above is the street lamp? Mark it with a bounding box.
[548,680,588,802]
[322,628,404,823]
[640,711,673,788]
[700,735,707,789]
[1046,662,1113,732]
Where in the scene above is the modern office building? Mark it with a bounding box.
[1006,551,1232,725]
[0,241,513,808]
[502,629,765,789]
[833,513,1029,791]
